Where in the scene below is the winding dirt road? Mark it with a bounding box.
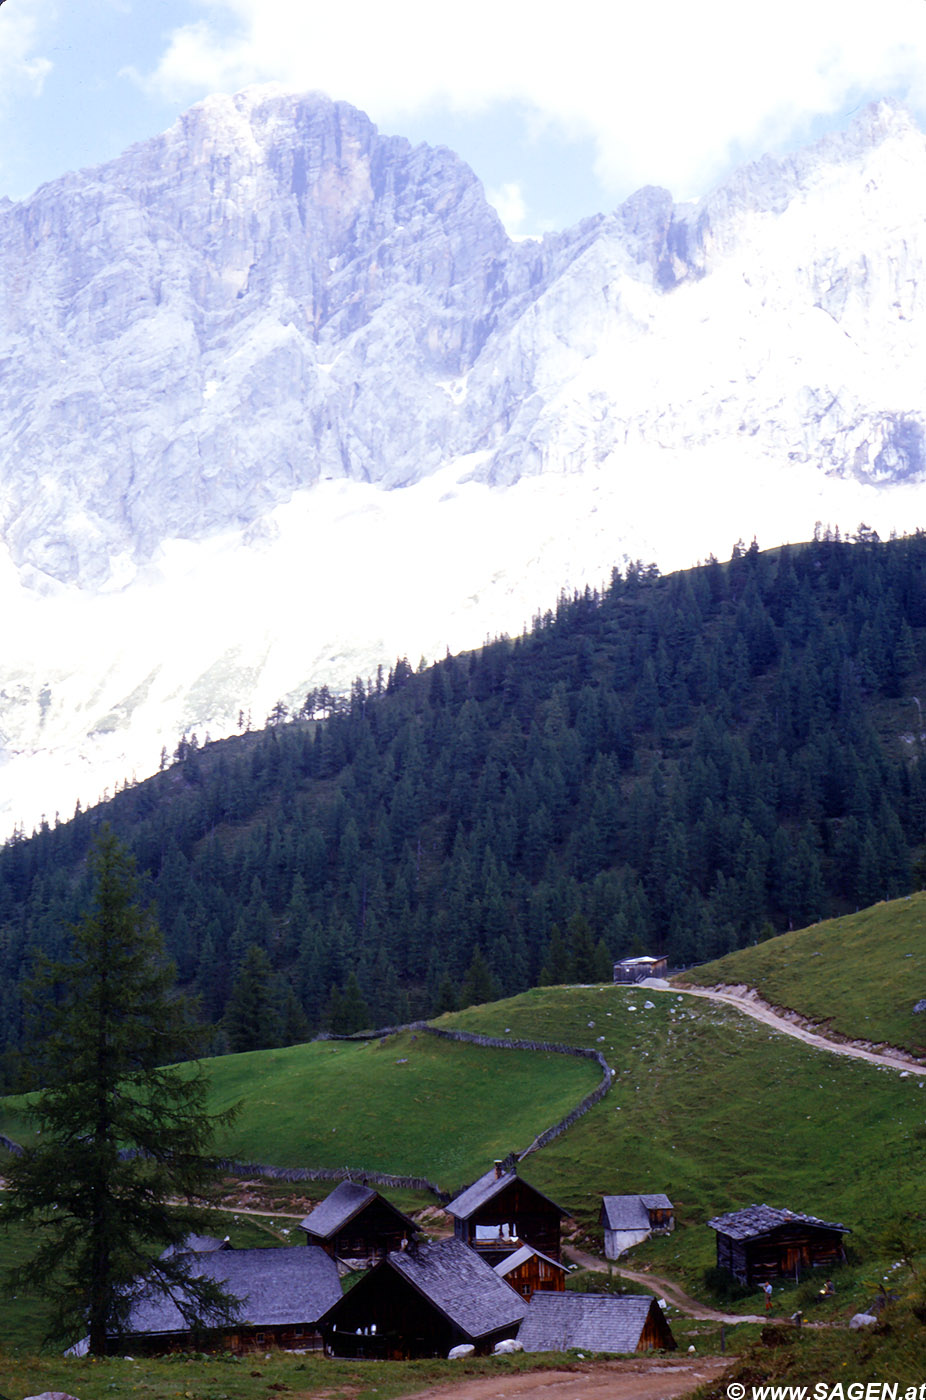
[654,981,926,1075]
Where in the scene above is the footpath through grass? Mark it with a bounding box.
[676,892,926,1056]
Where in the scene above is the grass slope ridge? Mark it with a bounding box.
[676,891,926,1056]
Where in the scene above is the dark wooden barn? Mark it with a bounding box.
[708,1205,850,1286]
[493,1244,567,1300]
[517,1292,676,1354]
[446,1161,567,1265]
[70,1247,341,1356]
[299,1180,418,1269]
[319,1237,526,1359]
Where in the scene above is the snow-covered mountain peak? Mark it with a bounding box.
[2,91,926,835]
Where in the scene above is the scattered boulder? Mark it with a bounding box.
[849,1313,878,1329]
[23,1393,82,1400]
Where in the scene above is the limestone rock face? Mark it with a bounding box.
[2,90,926,832]
[3,91,926,590]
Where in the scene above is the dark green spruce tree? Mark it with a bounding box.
[0,828,237,1353]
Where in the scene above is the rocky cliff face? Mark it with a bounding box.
[1,89,925,831]
[5,90,924,590]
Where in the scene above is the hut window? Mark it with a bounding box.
[475,1223,516,1241]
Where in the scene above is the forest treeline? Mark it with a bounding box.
[1,527,925,1079]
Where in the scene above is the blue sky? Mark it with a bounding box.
[3,0,926,234]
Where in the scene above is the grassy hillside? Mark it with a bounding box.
[442,987,924,1244]
[675,892,926,1055]
[0,1031,601,1191]
[6,984,918,1249]
[5,985,919,1241]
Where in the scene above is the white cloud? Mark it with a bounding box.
[0,0,53,103]
[142,0,926,201]
[486,180,527,238]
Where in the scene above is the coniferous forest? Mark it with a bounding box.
[1,528,926,1080]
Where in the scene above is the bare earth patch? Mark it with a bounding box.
[399,1356,729,1400]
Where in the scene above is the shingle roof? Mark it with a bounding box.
[517,1292,668,1354]
[160,1232,231,1258]
[121,1246,342,1338]
[446,1167,565,1222]
[707,1205,850,1241]
[387,1238,527,1340]
[601,1194,673,1230]
[493,1244,566,1278]
[299,1181,379,1239]
[601,1197,650,1231]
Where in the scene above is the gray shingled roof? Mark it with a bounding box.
[446,1167,565,1222]
[387,1238,527,1340]
[707,1205,850,1241]
[160,1232,231,1258]
[121,1246,341,1338]
[299,1181,379,1240]
[601,1196,650,1231]
[601,1194,672,1230]
[518,1292,668,1354]
[493,1244,566,1279]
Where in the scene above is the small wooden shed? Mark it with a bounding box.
[446,1161,567,1265]
[517,1292,676,1354]
[600,1194,674,1258]
[612,956,668,984]
[708,1205,849,1286]
[493,1244,567,1300]
[299,1180,418,1270]
[319,1237,526,1359]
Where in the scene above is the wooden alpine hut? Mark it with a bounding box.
[299,1180,418,1270]
[517,1292,676,1354]
[708,1205,850,1286]
[446,1160,567,1265]
[70,1247,341,1356]
[493,1244,567,1300]
[319,1237,526,1359]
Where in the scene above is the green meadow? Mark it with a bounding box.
[675,891,926,1054]
[441,986,925,1246]
[0,1029,602,1191]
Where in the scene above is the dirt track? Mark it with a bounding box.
[400,1356,729,1400]
[658,981,926,1075]
[563,1246,761,1324]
